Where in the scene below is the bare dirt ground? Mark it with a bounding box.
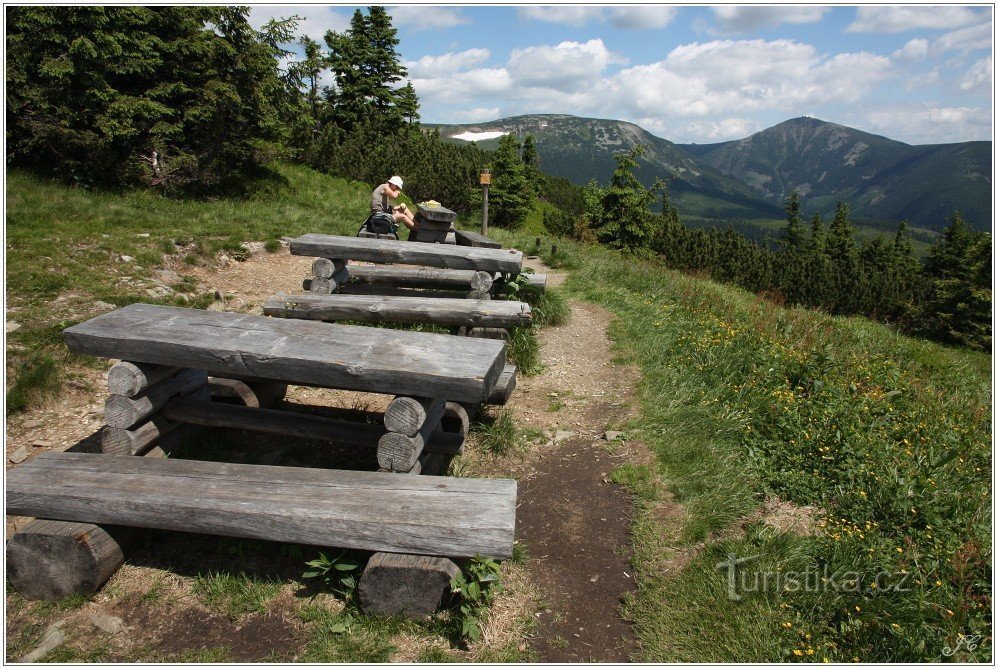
[5,247,653,662]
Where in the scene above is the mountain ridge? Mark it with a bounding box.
[428,114,992,232]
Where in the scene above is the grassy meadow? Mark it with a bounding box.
[5,164,992,662]
[491,230,992,662]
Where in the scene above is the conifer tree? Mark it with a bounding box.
[781,190,806,252]
[594,146,657,250]
[521,134,541,196]
[486,133,531,228]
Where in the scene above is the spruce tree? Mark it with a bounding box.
[486,134,531,228]
[521,134,541,196]
[781,190,806,252]
[595,146,657,250]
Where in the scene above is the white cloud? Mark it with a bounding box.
[390,6,470,31]
[933,23,992,54]
[681,117,763,141]
[847,6,981,33]
[960,57,993,92]
[518,6,676,30]
[609,6,677,30]
[443,108,502,124]
[712,6,828,32]
[248,5,350,45]
[406,49,491,78]
[507,40,627,92]
[866,105,991,143]
[609,40,894,119]
[892,38,930,62]
[518,6,603,27]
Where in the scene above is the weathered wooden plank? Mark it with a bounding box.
[160,397,464,456]
[64,304,506,403]
[104,369,209,429]
[7,452,517,559]
[312,258,348,279]
[467,327,510,341]
[346,266,487,290]
[487,363,518,406]
[384,397,446,438]
[107,361,183,397]
[454,229,502,249]
[290,234,522,273]
[357,231,398,240]
[359,552,461,618]
[335,284,470,300]
[6,520,140,601]
[263,293,532,328]
[470,271,494,292]
[415,204,458,223]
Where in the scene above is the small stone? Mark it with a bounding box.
[145,286,174,298]
[207,302,227,312]
[6,321,21,333]
[120,255,135,263]
[603,431,624,441]
[554,430,576,442]
[23,420,44,429]
[135,233,150,238]
[155,269,180,284]
[87,613,125,635]
[9,447,28,463]
[19,621,66,662]
[94,301,117,312]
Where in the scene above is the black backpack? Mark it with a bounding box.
[360,209,398,237]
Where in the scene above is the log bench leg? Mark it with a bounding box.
[6,520,140,601]
[358,552,460,619]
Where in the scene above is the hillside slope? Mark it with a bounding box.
[680,117,992,230]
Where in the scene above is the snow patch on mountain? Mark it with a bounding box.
[451,131,509,142]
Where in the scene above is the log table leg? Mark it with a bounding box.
[358,552,461,619]
[6,520,140,600]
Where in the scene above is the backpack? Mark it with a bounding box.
[360,210,399,237]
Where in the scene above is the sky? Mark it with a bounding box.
[249,4,994,145]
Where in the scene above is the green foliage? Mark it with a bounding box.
[506,327,541,375]
[485,134,532,228]
[562,240,991,662]
[323,7,409,135]
[6,352,61,413]
[593,146,660,250]
[6,6,293,192]
[191,571,281,619]
[302,551,362,601]
[474,410,522,456]
[449,557,503,642]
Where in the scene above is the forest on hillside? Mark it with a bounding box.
[5,5,991,350]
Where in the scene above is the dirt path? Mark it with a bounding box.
[503,260,646,662]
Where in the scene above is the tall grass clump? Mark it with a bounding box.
[546,238,990,662]
[6,353,61,413]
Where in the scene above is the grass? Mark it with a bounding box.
[190,572,282,620]
[473,409,523,456]
[487,232,990,663]
[6,163,370,413]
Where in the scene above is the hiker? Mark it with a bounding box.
[371,176,417,231]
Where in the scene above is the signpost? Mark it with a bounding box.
[480,168,490,237]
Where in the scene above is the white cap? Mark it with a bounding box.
[388,176,404,189]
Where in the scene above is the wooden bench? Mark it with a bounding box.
[290,233,523,274]
[455,229,501,248]
[64,303,505,403]
[6,452,517,559]
[263,293,533,328]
